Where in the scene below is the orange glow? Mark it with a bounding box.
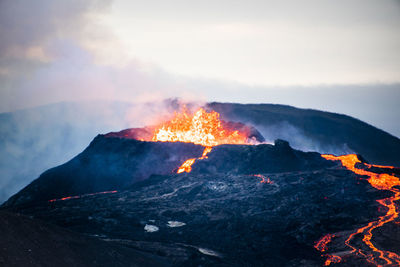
[314,234,335,252]
[152,107,248,147]
[201,146,213,159]
[324,255,342,266]
[253,174,273,184]
[320,154,400,266]
[48,190,117,203]
[177,158,196,173]
[152,107,250,173]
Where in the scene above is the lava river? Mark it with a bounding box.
[316,154,400,266]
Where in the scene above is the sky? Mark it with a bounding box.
[0,0,400,136]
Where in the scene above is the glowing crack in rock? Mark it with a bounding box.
[314,233,335,253]
[48,190,117,203]
[253,174,273,184]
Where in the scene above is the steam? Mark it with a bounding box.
[256,122,354,155]
[0,0,203,203]
[0,99,199,203]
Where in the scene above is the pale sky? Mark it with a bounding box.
[101,0,400,85]
[0,0,399,136]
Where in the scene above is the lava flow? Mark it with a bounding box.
[318,154,400,266]
[48,190,117,202]
[152,107,250,173]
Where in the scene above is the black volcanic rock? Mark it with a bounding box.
[192,141,330,175]
[3,167,394,266]
[2,137,333,207]
[0,211,169,267]
[2,129,400,266]
[2,136,204,207]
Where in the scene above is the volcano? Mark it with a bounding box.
[2,106,400,266]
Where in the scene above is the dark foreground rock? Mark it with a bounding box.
[3,135,400,266]
[0,211,169,267]
[4,166,397,266]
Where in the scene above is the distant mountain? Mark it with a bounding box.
[208,102,400,167]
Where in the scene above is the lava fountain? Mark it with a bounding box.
[316,154,400,266]
[151,107,252,173]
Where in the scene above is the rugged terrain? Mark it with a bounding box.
[2,135,400,266]
[0,211,168,267]
[2,137,328,207]
[2,100,400,203]
[2,102,400,266]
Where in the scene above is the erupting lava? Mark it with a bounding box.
[317,154,400,266]
[152,107,250,173]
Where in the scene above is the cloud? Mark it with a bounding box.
[0,0,111,108]
[0,0,196,111]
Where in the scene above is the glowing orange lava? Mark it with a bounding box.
[319,154,400,266]
[315,234,335,252]
[253,174,273,184]
[152,107,250,173]
[324,255,342,266]
[48,190,117,202]
[177,158,196,174]
[152,107,248,147]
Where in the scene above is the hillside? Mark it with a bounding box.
[209,102,400,166]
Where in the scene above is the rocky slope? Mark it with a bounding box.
[2,137,331,207]
[3,161,395,266]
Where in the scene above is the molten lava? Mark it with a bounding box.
[253,174,273,184]
[318,154,400,266]
[315,233,335,253]
[152,107,250,173]
[177,158,196,174]
[152,107,248,147]
[48,190,117,203]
